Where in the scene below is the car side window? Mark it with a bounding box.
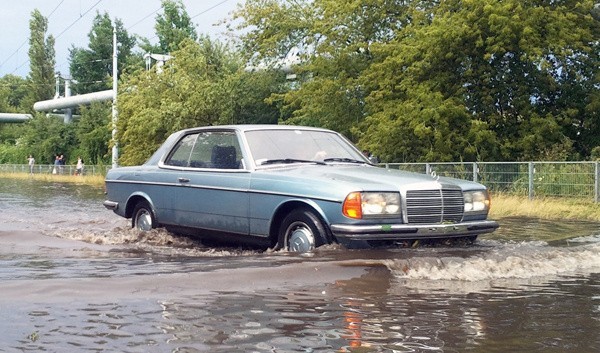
[164,131,243,169]
[192,131,243,169]
[164,134,197,167]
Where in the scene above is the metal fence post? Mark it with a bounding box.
[426,163,431,175]
[595,162,599,203]
[528,162,534,200]
[473,162,478,182]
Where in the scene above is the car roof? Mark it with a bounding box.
[178,124,335,134]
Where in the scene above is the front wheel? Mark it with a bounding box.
[132,200,156,231]
[278,208,329,252]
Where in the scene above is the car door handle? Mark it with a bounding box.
[178,177,190,183]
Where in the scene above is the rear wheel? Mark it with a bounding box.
[278,208,329,252]
[132,200,156,231]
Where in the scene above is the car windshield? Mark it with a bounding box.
[245,129,368,166]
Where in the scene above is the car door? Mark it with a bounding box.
[162,130,251,235]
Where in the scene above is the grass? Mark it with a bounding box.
[0,172,105,187]
[2,172,600,221]
[490,193,600,222]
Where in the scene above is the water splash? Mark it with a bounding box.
[567,234,600,244]
[48,226,263,257]
[383,242,600,282]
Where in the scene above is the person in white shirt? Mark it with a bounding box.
[76,157,84,176]
[27,155,35,174]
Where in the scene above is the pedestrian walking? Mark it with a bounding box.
[27,155,35,174]
[53,155,60,174]
[76,157,84,176]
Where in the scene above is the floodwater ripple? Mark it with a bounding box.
[1,177,600,352]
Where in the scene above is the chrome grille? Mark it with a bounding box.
[405,189,464,224]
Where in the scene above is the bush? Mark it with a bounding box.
[0,143,27,163]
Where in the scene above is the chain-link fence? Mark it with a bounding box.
[3,162,600,202]
[0,164,111,177]
[382,162,600,202]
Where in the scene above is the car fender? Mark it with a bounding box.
[125,192,157,219]
[268,198,333,242]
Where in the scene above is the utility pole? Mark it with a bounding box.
[64,78,72,123]
[111,25,119,169]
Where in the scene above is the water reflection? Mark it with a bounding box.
[3,260,600,352]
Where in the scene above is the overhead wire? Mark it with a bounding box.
[55,57,112,76]
[144,0,233,43]
[57,0,229,72]
[54,2,159,75]
[47,0,66,19]
[190,0,231,20]
[127,6,163,31]
[54,0,104,40]
[0,0,66,71]
[3,0,234,76]
[10,0,105,76]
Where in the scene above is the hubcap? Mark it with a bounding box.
[136,210,153,231]
[287,222,315,252]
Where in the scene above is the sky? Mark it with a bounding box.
[0,0,243,78]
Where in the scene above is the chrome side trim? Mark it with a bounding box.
[330,220,499,240]
[103,200,119,210]
[103,179,342,203]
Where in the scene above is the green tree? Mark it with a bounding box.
[281,0,418,138]
[75,102,112,165]
[23,9,55,111]
[117,36,285,165]
[141,0,198,54]
[0,75,29,112]
[0,120,27,163]
[225,69,288,125]
[360,0,599,161]
[234,0,600,162]
[0,140,27,164]
[69,12,137,94]
[0,74,28,163]
[232,0,413,138]
[19,113,76,165]
[117,38,236,165]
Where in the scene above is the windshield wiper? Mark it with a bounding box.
[323,157,369,164]
[259,158,327,166]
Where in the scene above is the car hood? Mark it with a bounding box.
[251,164,484,200]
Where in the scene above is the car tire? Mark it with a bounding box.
[132,200,156,231]
[278,208,329,252]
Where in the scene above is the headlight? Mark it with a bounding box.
[343,192,401,219]
[464,190,490,213]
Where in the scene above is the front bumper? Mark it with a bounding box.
[330,220,499,241]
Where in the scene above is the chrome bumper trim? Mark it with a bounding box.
[330,220,499,240]
[103,200,119,210]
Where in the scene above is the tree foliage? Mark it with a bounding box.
[116,36,287,165]
[118,39,235,165]
[24,9,55,111]
[141,0,198,54]
[0,75,28,112]
[18,113,76,164]
[69,12,137,94]
[75,102,112,164]
[233,0,600,162]
[2,1,599,166]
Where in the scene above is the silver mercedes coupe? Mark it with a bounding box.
[104,125,498,252]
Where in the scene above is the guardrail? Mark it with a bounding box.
[0,164,111,177]
[383,162,600,202]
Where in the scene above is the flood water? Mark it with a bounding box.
[1,177,599,353]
